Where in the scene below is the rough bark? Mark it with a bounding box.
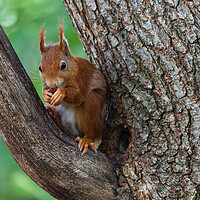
[63,0,200,199]
[0,26,117,200]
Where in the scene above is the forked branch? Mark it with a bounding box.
[0,25,117,200]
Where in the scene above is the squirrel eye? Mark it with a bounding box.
[39,65,42,72]
[61,62,66,70]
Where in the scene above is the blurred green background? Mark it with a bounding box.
[0,0,87,199]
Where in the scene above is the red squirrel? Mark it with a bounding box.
[39,23,107,154]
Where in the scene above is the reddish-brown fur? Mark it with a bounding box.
[39,23,107,154]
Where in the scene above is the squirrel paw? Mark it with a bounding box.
[50,89,65,106]
[43,90,53,103]
[75,137,97,155]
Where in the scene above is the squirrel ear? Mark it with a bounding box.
[39,25,46,53]
[62,38,71,56]
[58,22,71,56]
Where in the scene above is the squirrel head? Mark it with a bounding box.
[39,22,77,89]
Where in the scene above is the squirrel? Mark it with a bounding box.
[39,23,107,154]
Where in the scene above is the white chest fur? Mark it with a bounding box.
[55,102,79,137]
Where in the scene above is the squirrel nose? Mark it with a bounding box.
[46,80,57,88]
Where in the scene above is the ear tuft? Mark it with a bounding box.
[39,25,46,53]
[59,21,64,50]
[58,21,71,56]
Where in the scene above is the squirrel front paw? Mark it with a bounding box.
[42,88,57,103]
[75,137,97,155]
[50,89,65,106]
[42,90,53,103]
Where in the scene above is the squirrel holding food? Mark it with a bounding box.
[39,23,107,154]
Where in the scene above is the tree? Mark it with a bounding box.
[0,0,200,200]
[62,0,200,199]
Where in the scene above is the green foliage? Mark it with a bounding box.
[0,0,86,199]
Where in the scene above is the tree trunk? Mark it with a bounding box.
[63,0,200,199]
[0,26,117,200]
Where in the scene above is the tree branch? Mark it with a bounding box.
[0,25,117,200]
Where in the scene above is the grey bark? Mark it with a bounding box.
[0,26,117,200]
[63,0,200,199]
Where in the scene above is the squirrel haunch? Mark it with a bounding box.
[39,23,107,154]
